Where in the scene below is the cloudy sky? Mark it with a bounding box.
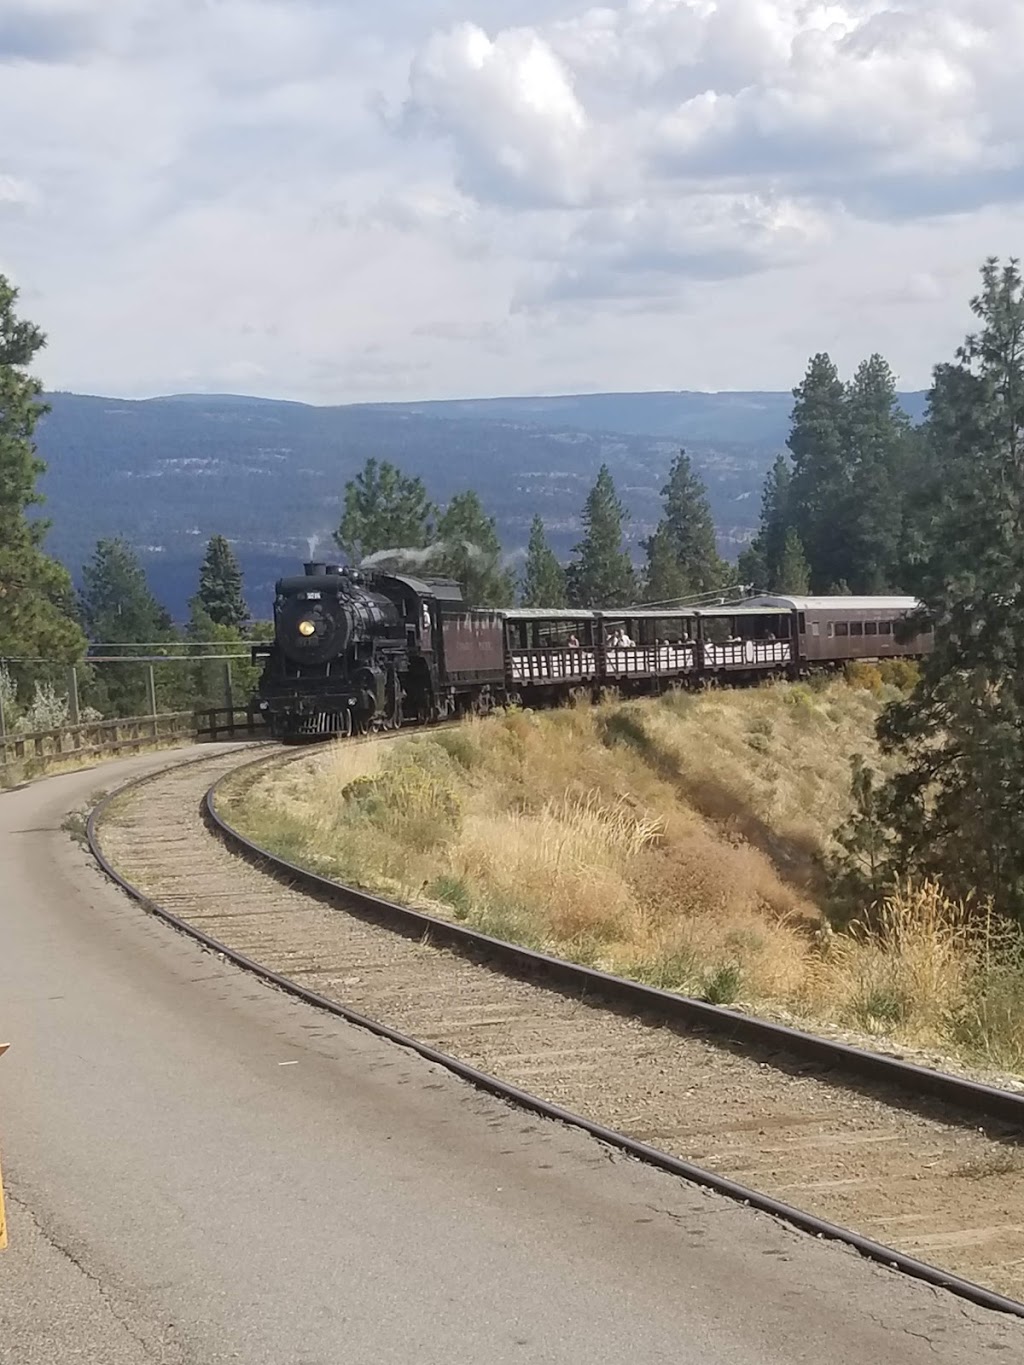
[2,0,1022,403]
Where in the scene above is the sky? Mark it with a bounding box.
[2,0,1023,404]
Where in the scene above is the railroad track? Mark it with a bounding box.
[89,745,1024,1316]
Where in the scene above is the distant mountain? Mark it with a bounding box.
[33,388,928,619]
[369,389,930,444]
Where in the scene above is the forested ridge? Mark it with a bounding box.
[31,386,927,618]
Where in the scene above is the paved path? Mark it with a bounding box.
[0,748,1021,1364]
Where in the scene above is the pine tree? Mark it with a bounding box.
[642,524,688,602]
[859,258,1024,919]
[433,490,515,607]
[776,528,811,594]
[521,515,567,607]
[895,424,938,592]
[567,465,637,607]
[735,541,767,594]
[79,538,178,715]
[737,454,794,591]
[843,355,910,593]
[194,535,247,629]
[187,601,259,710]
[335,458,435,564]
[788,353,850,592]
[0,274,85,686]
[657,449,730,594]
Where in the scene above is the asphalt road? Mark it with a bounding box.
[1,748,1021,1364]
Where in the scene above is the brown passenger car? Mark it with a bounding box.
[746,596,933,664]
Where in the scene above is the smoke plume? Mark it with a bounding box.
[359,540,488,571]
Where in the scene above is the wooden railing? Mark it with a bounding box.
[193,706,266,740]
[0,706,266,783]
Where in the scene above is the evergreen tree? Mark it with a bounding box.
[895,423,938,592]
[642,524,688,602]
[433,490,515,607]
[80,538,173,644]
[567,465,637,607]
[79,538,178,715]
[521,515,567,607]
[735,541,767,594]
[843,355,910,593]
[0,274,85,685]
[187,601,259,711]
[656,449,731,594]
[335,458,435,563]
[857,258,1024,919]
[194,534,247,628]
[776,528,811,594]
[737,454,794,591]
[788,353,849,592]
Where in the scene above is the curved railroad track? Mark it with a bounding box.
[88,743,1024,1318]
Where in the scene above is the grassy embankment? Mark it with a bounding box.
[219,674,1024,1075]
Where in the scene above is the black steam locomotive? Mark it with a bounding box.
[252,562,506,739]
[253,560,933,741]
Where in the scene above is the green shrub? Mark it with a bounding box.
[844,661,884,693]
[878,658,921,693]
[433,729,482,771]
[701,962,743,1005]
[426,874,474,919]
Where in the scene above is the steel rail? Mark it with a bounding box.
[86,753,1024,1322]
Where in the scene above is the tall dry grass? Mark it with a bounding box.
[221,680,1024,1076]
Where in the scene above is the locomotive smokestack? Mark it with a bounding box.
[304,561,327,577]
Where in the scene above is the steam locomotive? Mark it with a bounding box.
[252,560,933,741]
[251,562,505,739]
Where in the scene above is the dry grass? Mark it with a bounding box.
[222,679,1024,1077]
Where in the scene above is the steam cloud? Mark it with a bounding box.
[359,540,489,570]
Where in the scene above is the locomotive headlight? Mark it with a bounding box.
[297,618,316,637]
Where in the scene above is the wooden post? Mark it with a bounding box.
[67,666,80,725]
[223,660,234,723]
[146,665,158,737]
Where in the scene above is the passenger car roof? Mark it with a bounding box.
[745,595,921,612]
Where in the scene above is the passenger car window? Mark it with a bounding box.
[864,622,877,635]
[811,623,820,637]
[878,621,892,635]
[835,622,849,637]
[850,622,863,637]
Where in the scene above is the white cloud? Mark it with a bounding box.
[0,174,37,208]
[403,2,1024,212]
[0,1,1022,405]
[405,22,600,207]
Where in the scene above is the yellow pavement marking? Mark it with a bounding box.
[0,1042,9,1250]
